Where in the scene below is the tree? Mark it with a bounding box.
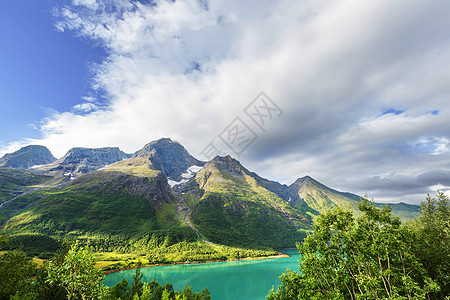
[45,241,105,300]
[0,249,37,300]
[268,199,438,299]
[130,266,144,298]
[405,191,450,299]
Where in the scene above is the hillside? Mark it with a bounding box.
[0,145,56,169]
[181,155,311,249]
[1,155,189,238]
[286,176,360,212]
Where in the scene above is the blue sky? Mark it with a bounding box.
[1,0,450,204]
[0,0,105,145]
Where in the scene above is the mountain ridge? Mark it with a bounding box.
[34,146,130,178]
[0,145,56,169]
[0,138,420,254]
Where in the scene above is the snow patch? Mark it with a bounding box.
[181,165,203,179]
[64,172,76,180]
[29,165,44,169]
[168,179,188,188]
[167,165,203,188]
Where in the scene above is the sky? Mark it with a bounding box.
[1,0,450,205]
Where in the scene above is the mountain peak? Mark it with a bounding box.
[36,146,129,177]
[293,175,319,185]
[133,138,203,180]
[0,145,56,169]
[133,138,179,157]
[209,155,245,175]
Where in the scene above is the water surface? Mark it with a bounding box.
[104,249,300,300]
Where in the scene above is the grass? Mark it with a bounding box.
[100,157,159,178]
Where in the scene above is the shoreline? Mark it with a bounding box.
[103,250,291,275]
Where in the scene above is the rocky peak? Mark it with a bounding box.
[210,155,246,175]
[134,138,204,181]
[59,147,128,164]
[0,145,56,169]
[39,146,129,177]
[292,175,321,187]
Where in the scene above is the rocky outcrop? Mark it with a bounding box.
[134,138,204,181]
[38,147,129,177]
[0,145,56,169]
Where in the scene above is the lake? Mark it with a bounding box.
[104,249,300,300]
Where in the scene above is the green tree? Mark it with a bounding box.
[45,241,105,300]
[130,266,144,298]
[405,191,450,299]
[109,278,131,299]
[268,199,438,299]
[0,250,37,300]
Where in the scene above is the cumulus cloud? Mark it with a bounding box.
[72,102,98,113]
[2,0,450,204]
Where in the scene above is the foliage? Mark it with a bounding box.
[45,242,105,300]
[404,191,450,299]
[0,249,37,300]
[0,233,60,258]
[110,280,211,300]
[0,239,211,299]
[268,199,438,299]
[109,267,144,300]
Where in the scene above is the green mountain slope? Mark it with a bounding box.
[182,156,312,249]
[1,155,193,242]
[286,176,419,219]
[286,176,360,212]
[0,168,57,225]
[0,168,52,202]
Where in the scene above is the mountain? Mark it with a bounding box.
[286,175,420,219]
[181,155,311,248]
[0,145,56,169]
[286,176,360,212]
[134,138,204,181]
[1,153,193,241]
[0,139,206,246]
[36,147,130,178]
[0,138,420,259]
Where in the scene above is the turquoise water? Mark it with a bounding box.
[104,249,300,300]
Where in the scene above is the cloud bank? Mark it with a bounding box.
[2,0,450,204]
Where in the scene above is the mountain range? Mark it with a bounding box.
[0,138,420,254]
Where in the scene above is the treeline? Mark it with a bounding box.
[0,231,277,272]
[0,240,211,300]
[268,192,450,299]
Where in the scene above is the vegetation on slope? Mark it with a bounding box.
[186,156,312,249]
[0,168,52,203]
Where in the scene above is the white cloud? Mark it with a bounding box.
[2,0,450,204]
[72,102,98,112]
